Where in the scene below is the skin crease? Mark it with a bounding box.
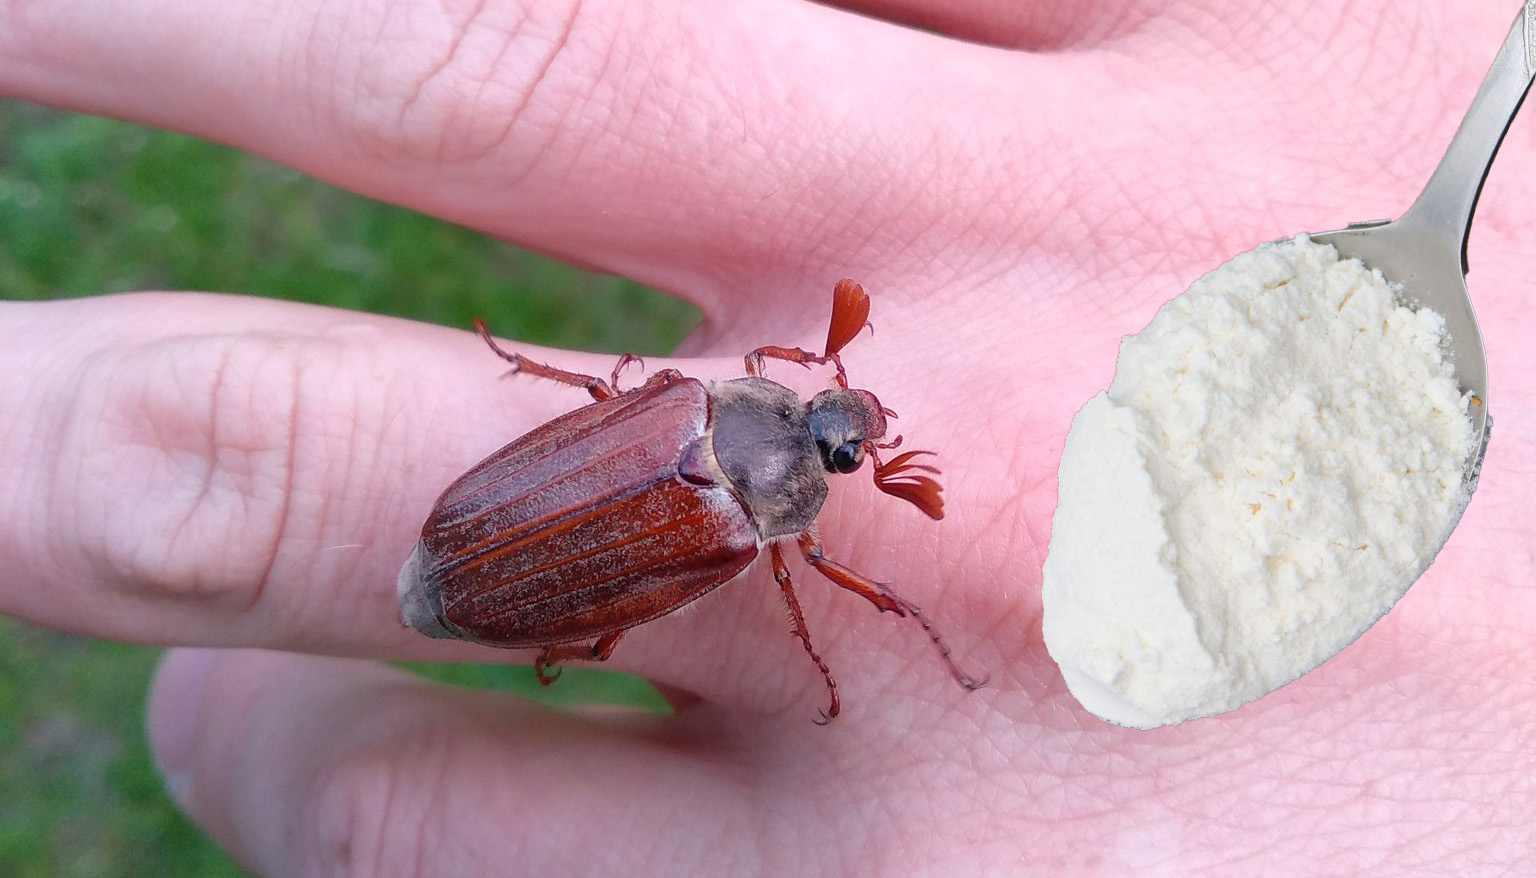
[1,0,1533,873]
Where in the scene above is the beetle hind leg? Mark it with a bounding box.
[771,543,841,723]
[533,630,627,686]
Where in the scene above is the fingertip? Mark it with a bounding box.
[145,650,438,874]
[136,649,739,876]
[147,647,221,806]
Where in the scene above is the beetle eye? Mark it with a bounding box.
[831,442,863,474]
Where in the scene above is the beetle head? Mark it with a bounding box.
[806,387,945,521]
[806,388,887,475]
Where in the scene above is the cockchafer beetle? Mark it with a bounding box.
[397,280,984,721]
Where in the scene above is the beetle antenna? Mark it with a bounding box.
[823,280,873,359]
[869,446,945,520]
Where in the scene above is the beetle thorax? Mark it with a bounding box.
[704,377,829,539]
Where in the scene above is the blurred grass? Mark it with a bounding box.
[0,100,696,876]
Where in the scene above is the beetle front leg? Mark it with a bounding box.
[796,533,987,692]
[533,630,627,685]
[771,542,841,723]
[744,346,848,389]
[475,319,618,401]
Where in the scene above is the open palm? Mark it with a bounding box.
[2,0,1531,873]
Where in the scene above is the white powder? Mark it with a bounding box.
[1041,235,1475,729]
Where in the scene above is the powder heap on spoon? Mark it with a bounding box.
[1039,0,1536,728]
[1040,235,1475,729]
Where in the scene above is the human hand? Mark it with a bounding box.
[2,0,1532,874]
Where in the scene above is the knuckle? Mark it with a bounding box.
[66,333,301,612]
[334,0,605,169]
[293,711,493,878]
[298,744,423,878]
[62,323,389,627]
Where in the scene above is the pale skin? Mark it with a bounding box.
[2,0,1533,874]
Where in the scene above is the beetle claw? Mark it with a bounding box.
[610,353,644,392]
[533,652,563,686]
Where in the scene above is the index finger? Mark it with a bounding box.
[0,291,986,722]
[0,295,538,657]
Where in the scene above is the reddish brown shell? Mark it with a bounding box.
[413,378,760,647]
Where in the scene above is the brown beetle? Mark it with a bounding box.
[397,280,983,721]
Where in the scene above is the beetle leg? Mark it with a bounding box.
[533,630,627,685]
[533,649,561,685]
[795,533,987,692]
[609,353,643,393]
[606,353,685,395]
[771,542,840,723]
[637,368,686,391]
[743,280,871,386]
[746,345,822,373]
[745,346,848,389]
[474,319,617,401]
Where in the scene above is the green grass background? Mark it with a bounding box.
[0,101,697,876]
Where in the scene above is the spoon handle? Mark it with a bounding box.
[1401,2,1536,272]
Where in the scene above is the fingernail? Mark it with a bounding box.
[147,647,219,807]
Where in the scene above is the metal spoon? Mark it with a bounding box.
[1311,1,1535,494]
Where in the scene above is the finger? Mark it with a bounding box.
[0,0,1084,301]
[0,293,623,655]
[0,292,988,722]
[3,0,1520,312]
[826,0,1164,49]
[146,648,759,876]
